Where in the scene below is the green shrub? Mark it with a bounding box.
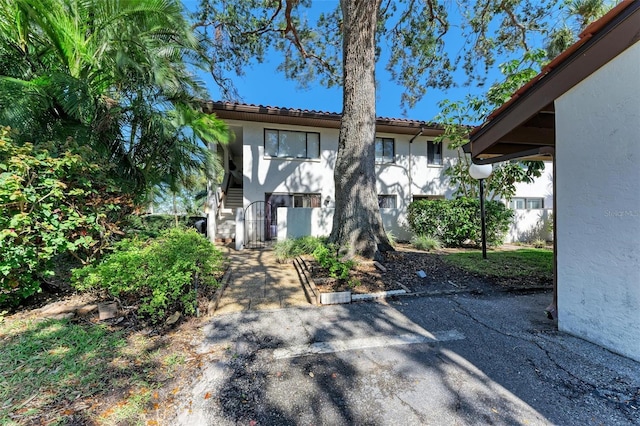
[273,239,297,263]
[386,230,397,247]
[124,214,205,239]
[73,228,224,323]
[532,239,546,248]
[407,197,513,248]
[411,234,442,251]
[311,243,354,280]
[273,236,326,262]
[0,128,133,305]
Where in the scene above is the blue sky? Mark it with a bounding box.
[203,52,485,122]
[187,0,550,122]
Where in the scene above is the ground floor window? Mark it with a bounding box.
[378,194,397,209]
[267,193,321,209]
[510,197,544,209]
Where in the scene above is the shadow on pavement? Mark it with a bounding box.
[183,286,639,425]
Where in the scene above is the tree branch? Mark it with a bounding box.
[500,1,529,51]
[280,0,337,81]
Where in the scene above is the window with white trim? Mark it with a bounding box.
[375,137,394,163]
[264,129,320,159]
[427,141,443,165]
[510,197,544,209]
[378,195,397,209]
[266,193,321,209]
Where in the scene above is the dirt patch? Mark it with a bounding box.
[304,244,552,294]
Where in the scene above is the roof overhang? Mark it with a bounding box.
[465,1,640,164]
[202,101,444,137]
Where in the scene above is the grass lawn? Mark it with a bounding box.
[0,315,191,425]
[443,248,553,280]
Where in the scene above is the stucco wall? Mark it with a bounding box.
[512,161,554,209]
[227,120,455,211]
[507,209,553,243]
[218,119,554,245]
[277,207,413,242]
[556,42,640,361]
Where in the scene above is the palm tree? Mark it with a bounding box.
[545,0,613,60]
[0,0,228,198]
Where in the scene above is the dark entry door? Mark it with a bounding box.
[244,201,274,249]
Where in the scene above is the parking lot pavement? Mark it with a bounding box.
[174,291,640,425]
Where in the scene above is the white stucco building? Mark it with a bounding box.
[203,102,553,248]
[468,1,639,361]
[202,103,454,245]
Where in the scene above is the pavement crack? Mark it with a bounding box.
[450,298,518,339]
[292,308,315,345]
[451,297,638,421]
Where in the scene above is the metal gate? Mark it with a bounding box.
[244,201,275,249]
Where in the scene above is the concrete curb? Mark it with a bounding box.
[352,289,407,301]
[296,257,410,305]
[209,264,233,315]
[293,257,320,305]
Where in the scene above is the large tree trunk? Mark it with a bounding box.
[329,0,391,259]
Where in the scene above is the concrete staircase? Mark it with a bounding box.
[224,187,243,210]
[216,187,243,241]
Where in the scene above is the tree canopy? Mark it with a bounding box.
[194,0,579,257]
[195,0,565,107]
[0,0,228,199]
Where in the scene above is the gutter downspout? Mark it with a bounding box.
[408,128,424,202]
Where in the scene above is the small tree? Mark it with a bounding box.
[436,50,548,202]
[0,128,132,304]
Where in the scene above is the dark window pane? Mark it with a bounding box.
[375,137,394,163]
[428,142,442,165]
[378,195,397,208]
[293,194,321,208]
[307,133,320,159]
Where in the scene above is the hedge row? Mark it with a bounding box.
[407,197,513,247]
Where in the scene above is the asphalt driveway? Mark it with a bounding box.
[173,291,639,425]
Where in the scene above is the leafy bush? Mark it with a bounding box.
[273,236,354,279]
[73,228,224,323]
[0,128,133,305]
[124,214,205,239]
[311,244,354,280]
[411,234,442,251]
[273,236,326,262]
[407,197,513,248]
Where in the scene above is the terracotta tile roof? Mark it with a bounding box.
[203,101,444,136]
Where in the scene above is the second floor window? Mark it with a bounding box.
[264,129,320,159]
[428,141,443,165]
[375,137,394,163]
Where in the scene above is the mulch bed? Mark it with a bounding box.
[304,244,552,295]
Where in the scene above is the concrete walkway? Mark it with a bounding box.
[214,248,310,315]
